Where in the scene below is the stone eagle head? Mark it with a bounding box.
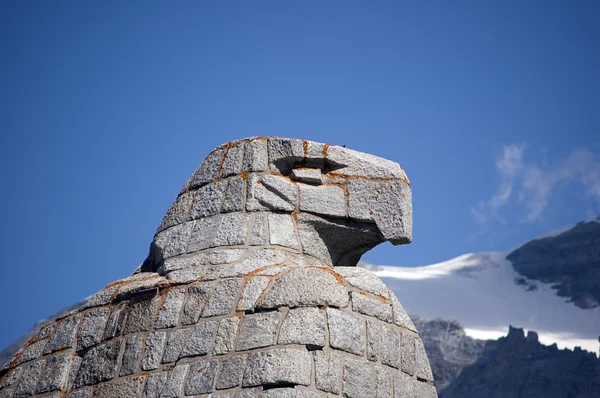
[144,137,412,273]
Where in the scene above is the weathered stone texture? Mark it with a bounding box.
[246,174,296,212]
[184,359,218,395]
[74,340,122,388]
[77,308,110,351]
[401,333,415,376]
[326,309,365,356]
[278,308,325,347]
[95,375,146,398]
[120,335,143,376]
[236,312,282,351]
[242,349,312,387]
[142,331,166,370]
[1,137,437,398]
[155,289,185,329]
[262,268,349,309]
[216,355,245,390]
[36,352,72,393]
[343,359,374,398]
[45,314,80,354]
[213,317,240,355]
[14,360,45,397]
[313,351,341,394]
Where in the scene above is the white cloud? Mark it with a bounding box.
[472,145,600,224]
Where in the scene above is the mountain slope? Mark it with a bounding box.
[440,325,600,398]
[507,218,600,309]
[371,219,600,354]
[410,314,486,391]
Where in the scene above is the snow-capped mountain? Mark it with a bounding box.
[365,218,600,355]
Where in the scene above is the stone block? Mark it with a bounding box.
[343,358,374,398]
[325,145,405,179]
[267,138,304,175]
[0,389,14,398]
[236,311,281,351]
[181,321,218,358]
[66,355,82,391]
[335,267,389,297]
[164,249,246,273]
[67,388,93,398]
[375,366,394,398]
[159,222,194,259]
[351,292,392,323]
[187,216,221,253]
[123,296,162,335]
[188,149,225,190]
[390,294,417,332]
[299,184,346,217]
[157,191,194,233]
[120,335,143,376]
[191,180,228,219]
[414,381,438,398]
[238,276,271,311]
[76,308,110,351]
[95,375,146,398]
[261,389,323,398]
[209,390,260,398]
[242,139,268,172]
[222,176,245,213]
[326,309,365,356]
[160,364,189,397]
[268,214,300,250]
[366,319,381,362]
[278,307,325,347]
[246,174,296,212]
[219,144,245,178]
[202,278,243,317]
[144,371,168,398]
[37,323,55,340]
[313,350,341,394]
[14,360,44,398]
[189,214,249,252]
[103,305,128,340]
[161,328,190,364]
[380,327,400,369]
[261,267,349,309]
[248,213,267,245]
[213,317,240,355]
[36,352,72,393]
[242,349,312,387]
[415,338,434,382]
[347,179,411,245]
[291,168,322,184]
[0,366,22,389]
[401,333,415,376]
[73,339,121,388]
[155,289,186,329]
[182,282,215,325]
[221,248,287,277]
[295,212,383,266]
[216,355,246,390]
[184,359,219,395]
[394,371,414,398]
[16,339,46,365]
[45,314,80,354]
[142,331,166,370]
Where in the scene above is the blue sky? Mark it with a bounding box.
[1,1,599,350]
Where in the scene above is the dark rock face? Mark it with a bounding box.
[410,315,486,392]
[440,326,600,398]
[507,219,600,309]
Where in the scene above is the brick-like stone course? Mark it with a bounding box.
[0,137,436,398]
